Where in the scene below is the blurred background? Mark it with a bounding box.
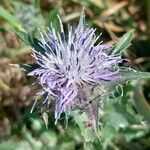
[0,0,150,149]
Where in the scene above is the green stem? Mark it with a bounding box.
[34,0,41,9]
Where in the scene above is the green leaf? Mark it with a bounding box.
[0,6,24,31]
[72,111,95,142]
[15,30,29,44]
[102,97,139,130]
[27,33,45,54]
[46,8,60,31]
[133,81,150,123]
[111,30,134,55]
[101,111,129,130]
[14,63,39,73]
[0,141,31,150]
[101,123,117,142]
[120,126,147,141]
[15,30,46,54]
[118,70,150,83]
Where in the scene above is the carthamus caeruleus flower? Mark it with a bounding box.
[28,12,124,129]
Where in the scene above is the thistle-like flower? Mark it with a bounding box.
[28,12,124,128]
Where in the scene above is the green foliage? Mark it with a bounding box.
[15,63,39,73]
[0,6,24,31]
[111,30,134,55]
[133,81,150,123]
[72,111,95,142]
[0,141,32,150]
[46,8,60,30]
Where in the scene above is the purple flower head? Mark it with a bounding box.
[28,12,123,128]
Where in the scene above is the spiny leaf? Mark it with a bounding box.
[111,30,134,55]
[71,111,95,142]
[109,71,150,92]
[119,70,150,83]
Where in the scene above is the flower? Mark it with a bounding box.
[28,12,124,128]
